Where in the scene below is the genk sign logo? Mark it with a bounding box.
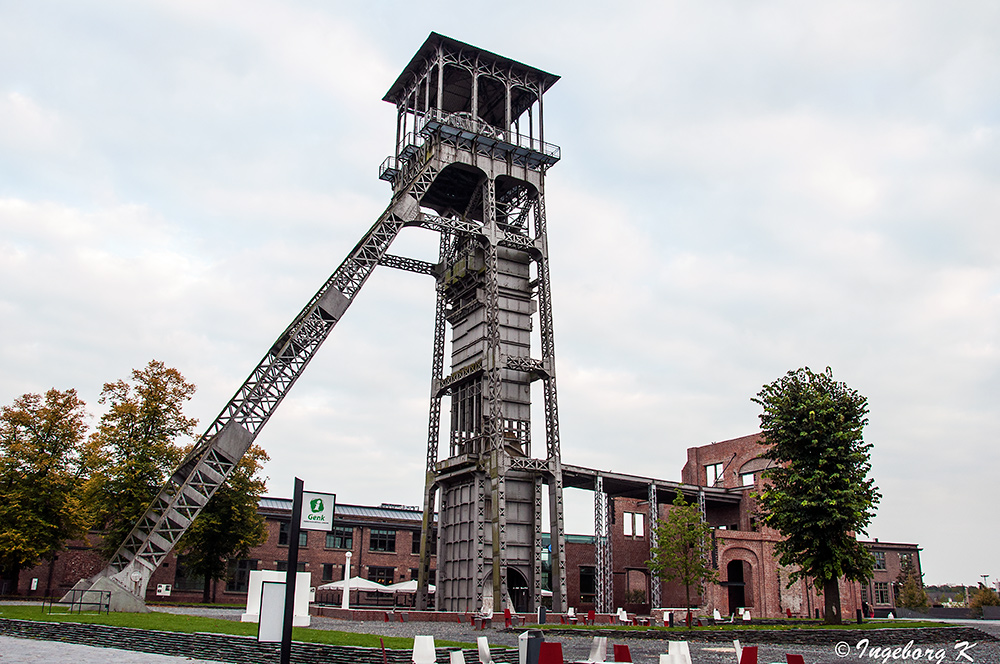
[300,492,335,531]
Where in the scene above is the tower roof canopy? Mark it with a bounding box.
[383,32,560,109]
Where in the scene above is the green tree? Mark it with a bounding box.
[968,586,1000,617]
[753,367,881,625]
[176,444,269,603]
[646,489,718,624]
[0,389,92,591]
[896,558,928,610]
[89,360,197,559]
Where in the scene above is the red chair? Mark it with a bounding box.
[613,644,632,663]
[504,608,512,628]
[539,642,565,664]
[739,646,758,664]
[786,656,805,664]
[586,610,596,625]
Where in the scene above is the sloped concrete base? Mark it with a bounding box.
[58,575,150,613]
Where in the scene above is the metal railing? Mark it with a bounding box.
[419,109,560,163]
[43,588,111,615]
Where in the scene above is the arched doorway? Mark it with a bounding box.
[507,567,529,613]
[726,560,746,614]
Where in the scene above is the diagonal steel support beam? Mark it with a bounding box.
[101,162,440,600]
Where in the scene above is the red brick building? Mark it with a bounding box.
[859,539,923,617]
[12,500,433,606]
[12,434,919,621]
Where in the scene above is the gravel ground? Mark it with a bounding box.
[3,604,998,664]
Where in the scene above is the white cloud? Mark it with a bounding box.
[2,0,999,584]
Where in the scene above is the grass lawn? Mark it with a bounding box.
[0,604,471,649]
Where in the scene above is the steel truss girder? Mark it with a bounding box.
[649,482,661,608]
[595,474,613,614]
[417,232,451,611]
[379,253,436,275]
[412,214,542,256]
[101,160,441,599]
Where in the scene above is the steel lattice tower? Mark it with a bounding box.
[88,33,565,612]
[380,34,568,614]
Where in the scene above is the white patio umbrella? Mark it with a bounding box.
[385,579,436,593]
[316,576,395,593]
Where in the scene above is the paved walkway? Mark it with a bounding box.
[3,605,999,664]
[0,634,226,663]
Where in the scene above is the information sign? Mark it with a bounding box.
[300,491,336,531]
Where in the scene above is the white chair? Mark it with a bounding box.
[413,636,437,664]
[451,652,467,664]
[713,609,723,621]
[478,636,494,664]
[583,636,608,663]
[742,608,751,622]
[668,641,692,664]
[733,640,743,664]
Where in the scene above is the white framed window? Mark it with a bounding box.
[740,472,755,487]
[623,512,645,538]
[706,463,723,486]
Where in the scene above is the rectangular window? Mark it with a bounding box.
[874,581,890,605]
[172,556,205,592]
[322,563,335,582]
[326,527,353,550]
[623,512,644,538]
[740,472,755,486]
[900,552,912,568]
[368,566,395,586]
[370,528,396,552]
[874,551,886,570]
[226,559,258,593]
[276,560,306,572]
[278,521,307,547]
[706,463,723,486]
[860,585,869,603]
[579,566,596,604]
[412,531,422,555]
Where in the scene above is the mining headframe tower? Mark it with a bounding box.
[86,32,569,615]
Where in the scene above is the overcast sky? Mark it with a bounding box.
[2,1,998,586]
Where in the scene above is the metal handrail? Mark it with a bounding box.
[419,109,560,161]
[43,588,111,614]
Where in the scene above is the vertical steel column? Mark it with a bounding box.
[648,483,661,609]
[533,475,543,611]
[475,472,487,612]
[594,474,613,614]
[533,195,567,610]
[481,176,508,611]
[417,231,450,611]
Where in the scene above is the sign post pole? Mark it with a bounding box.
[280,477,304,664]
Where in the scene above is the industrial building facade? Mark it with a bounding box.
[13,434,920,619]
